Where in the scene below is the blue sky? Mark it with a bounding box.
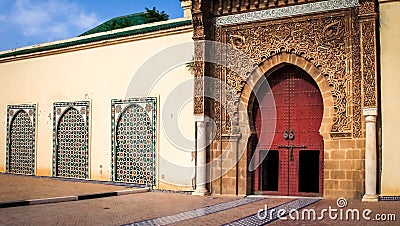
[0,0,183,51]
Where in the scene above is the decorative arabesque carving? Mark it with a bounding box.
[360,21,376,108]
[359,0,376,15]
[351,8,363,138]
[193,10,206,115]
[214,26,223,137]
[359,0,378,108]
[217,13,360,137]
[211,0,322,16]
[192,13,205,39]
[192,1,213,116]
[194,42,205,115]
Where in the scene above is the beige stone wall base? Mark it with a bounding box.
[192,189,209,196]
[157,181,194,192]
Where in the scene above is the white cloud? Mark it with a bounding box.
[10,0,100,40]
[73,12,99,29]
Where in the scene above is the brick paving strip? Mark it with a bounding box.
[224,198,321,225]
[125,197,266,226]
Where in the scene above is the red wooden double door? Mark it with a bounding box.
[253,65,323,196]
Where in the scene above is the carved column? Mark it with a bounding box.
[362,108,378,202]
[192,1,206,116]
[193,118,209,195]
[359,0,379,202]
[360,1,378,108]
[192,0,212,195]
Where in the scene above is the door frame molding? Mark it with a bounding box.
[251,63,325,196]
[237,53,334,196]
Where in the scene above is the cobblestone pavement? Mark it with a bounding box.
[3,193,398,226]
[172,197,293,226]
[0,192,235,225]
[0,174,136,202]
[0,174,399,225]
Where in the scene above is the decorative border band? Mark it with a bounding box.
[215,0,359,26]
[380,196,400,201]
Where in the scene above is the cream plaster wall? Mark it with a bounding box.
[0,30,195,190]
[379,0,400,196]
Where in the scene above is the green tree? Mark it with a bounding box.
[144,7,169,23]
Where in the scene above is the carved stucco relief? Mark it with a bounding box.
[193,8,215,115]
[215,11,363,138]
[193,12,206,115]
[351,8,363,138]
[360,19,377,108]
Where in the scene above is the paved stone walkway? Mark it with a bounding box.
[0,173,137,202]
[0,174,399,225]
[128,197,266,226]
[0,192,236,225]
[224,198,320,225]
[172,197,293,226]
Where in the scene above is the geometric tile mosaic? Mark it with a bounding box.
[53,101,90,179]
[380,196,400,201]
[6,104,36,175]
[215,0,359,26]
[111,97,157,186]
[125,197,265,226]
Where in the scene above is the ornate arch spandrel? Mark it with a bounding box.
[215,9,363,139]
[239,54,334,140]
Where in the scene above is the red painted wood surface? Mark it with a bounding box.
[254,65,323,196]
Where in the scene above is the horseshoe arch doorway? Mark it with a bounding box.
[252,65,324,196]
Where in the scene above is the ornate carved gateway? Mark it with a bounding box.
[192,0,378,198]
